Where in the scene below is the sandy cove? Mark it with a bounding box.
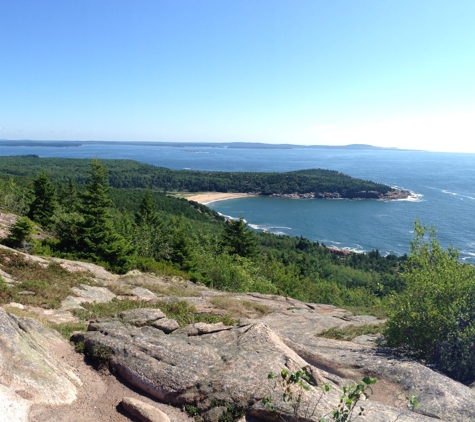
[184,192,255,204]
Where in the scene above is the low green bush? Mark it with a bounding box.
[384,222,475,384]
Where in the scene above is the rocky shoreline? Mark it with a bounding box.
[269,188,413,200]
[187,189,414,205]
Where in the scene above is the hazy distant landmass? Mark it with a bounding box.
[0,140,401,150]
[0,140,83,147]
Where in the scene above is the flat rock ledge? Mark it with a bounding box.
[72,314,474,422]
[0,308,81,421]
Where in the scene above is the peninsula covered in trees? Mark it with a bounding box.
[0,156,410,200]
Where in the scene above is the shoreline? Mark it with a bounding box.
[184,189,414,204]
[184,192,256,205]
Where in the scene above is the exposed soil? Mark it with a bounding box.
[28,337,194,422]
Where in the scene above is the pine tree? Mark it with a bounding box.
[76,159,134,273]
[2,216,34,248]
[135,188,160,226]
[28,171,57,229]
[64,177,79,213]
[167,216,192,268]
[221,217,257,258]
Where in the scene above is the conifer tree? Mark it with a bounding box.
[64,177,78,213]
[77,159,134,273]
[135,188,160,226]
[221,217,257,258]
[28,171,57,229]
[167,216,192,268]
[2,216,34,248]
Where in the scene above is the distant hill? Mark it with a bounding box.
[0,139,402,150]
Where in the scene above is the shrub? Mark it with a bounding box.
[2,216,34,248]
[384,222,475,384]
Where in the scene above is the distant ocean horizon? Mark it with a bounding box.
[1,141,474,263]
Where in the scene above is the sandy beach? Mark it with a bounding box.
[185,192,255,204]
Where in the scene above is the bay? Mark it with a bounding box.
[1,143,474,263]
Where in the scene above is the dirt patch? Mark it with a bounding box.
[28,340,194,422]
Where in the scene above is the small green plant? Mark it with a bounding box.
[90,344,113,369]
[183,404,201,420]
[183,400,244,422]
[51,322,88,339]
[263,368,329,421]
[327,376,377,422]
[209,399,245,422]
[74,341,86,354]
[263,368,417,422]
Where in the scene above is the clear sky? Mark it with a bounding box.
[1,1,474,152]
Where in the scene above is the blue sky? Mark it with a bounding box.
[1,1,474,152]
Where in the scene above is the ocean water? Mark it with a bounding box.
[1,143,474,262]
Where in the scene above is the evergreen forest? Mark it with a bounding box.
[0,156,395,197]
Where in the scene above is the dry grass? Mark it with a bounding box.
[3,305,88,339]
[108,280,201,298]
[73,298,236,327]
[210,296,273,318]
[141,283,201,297]
[317,323,385,341]
[3,305,50,325]
[0,248,96,309]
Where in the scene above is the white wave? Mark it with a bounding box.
[427,187,475,201]
[216,212,241,221]
[392,192,424,202]
[340,246,366,254]
[248,224,291,232]
[382,187,424,202]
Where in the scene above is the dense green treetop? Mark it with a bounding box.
[27,171,57,229]
[0,156,396,198]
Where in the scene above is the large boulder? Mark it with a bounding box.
[0,308,81,421]
[75,318,445,421]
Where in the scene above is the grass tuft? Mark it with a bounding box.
[73,298,237,327]
[210,296,272,318]
[317,323,385,341]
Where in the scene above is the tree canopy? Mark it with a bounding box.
[74,159,134,273]
[28,171,57,228]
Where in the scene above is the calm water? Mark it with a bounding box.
[1,143,474,262]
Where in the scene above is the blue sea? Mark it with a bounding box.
[1,143,474,263]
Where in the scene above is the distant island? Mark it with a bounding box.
[0,139,407,151]
[0,156,411,200]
